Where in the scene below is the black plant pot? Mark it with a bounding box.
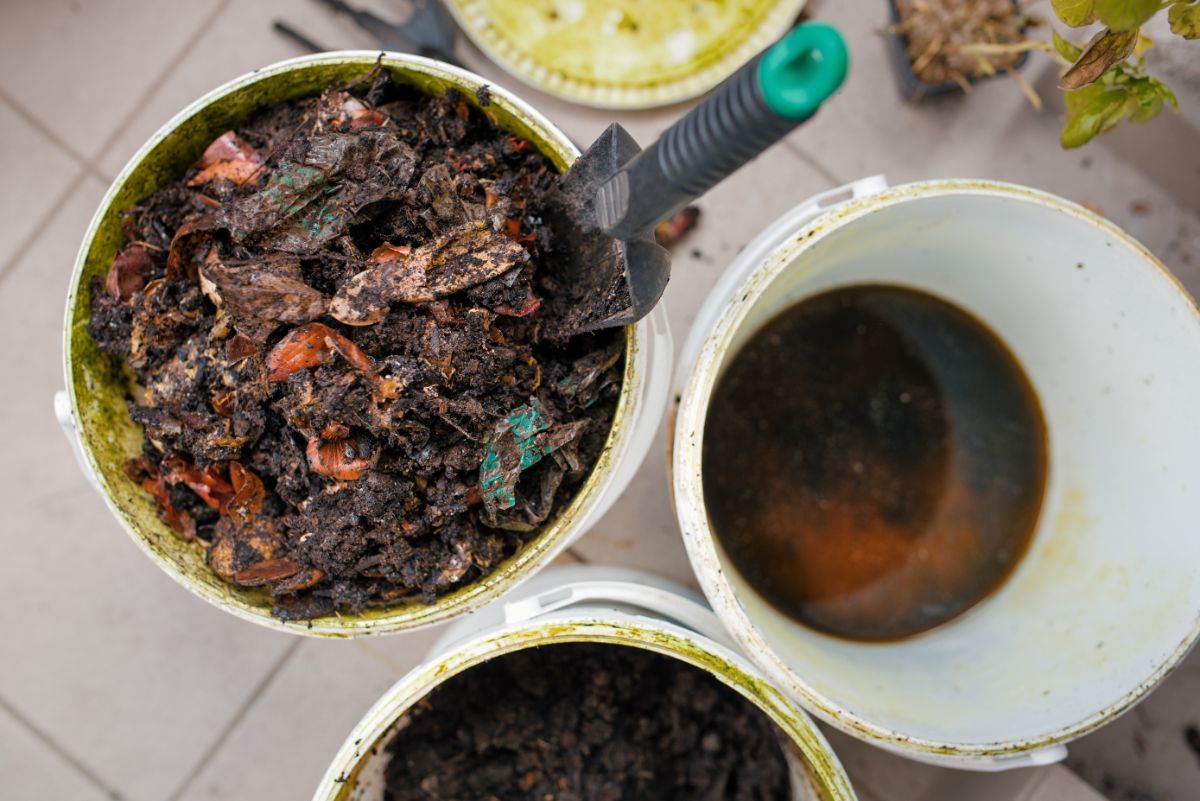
[886,0,1030,102]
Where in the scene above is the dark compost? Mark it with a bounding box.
[382,644,792,801]
[87,68,623,620]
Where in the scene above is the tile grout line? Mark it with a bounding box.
[0,167,93,285]
[0,90,110,182]
[0,0,232,287]
[90,0,233,169]
[781,138,847,187]
[166,637,303,801]
[0,691,125,800]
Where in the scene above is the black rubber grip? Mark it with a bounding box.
[657,54,801,196]
[596,54,809,239]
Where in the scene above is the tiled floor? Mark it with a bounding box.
[0,1,1196,800]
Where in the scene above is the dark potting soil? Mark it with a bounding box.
[382,644,792,801]
[87,67,623,620]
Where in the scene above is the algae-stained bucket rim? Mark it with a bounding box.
[671,178,1200,760]
[63,51,649,638]
[442,0,809,110]
[313,617,858,801]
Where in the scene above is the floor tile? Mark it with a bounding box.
[0,175,106,505]
[0,101,82,272]
[1068,644,1200,801]
[97,0,441,178]
[0,703,113,801]
[96,0,680,180]
[176,629,442,801]
[0,488,293,801]
[0,0,224,161]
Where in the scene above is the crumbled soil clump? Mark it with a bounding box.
[88,68,622,620]
[383,644,792,801]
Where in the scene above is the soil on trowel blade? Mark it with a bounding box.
[87,67,623,620]
[382,643,792,801]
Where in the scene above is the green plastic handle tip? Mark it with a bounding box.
[758,22,850,120]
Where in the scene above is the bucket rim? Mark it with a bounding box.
[312,613,858,801]
[671,178,1200,759]
[62,50,647,637]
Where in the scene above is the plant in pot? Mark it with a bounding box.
[1049,0,1197,147]
[886,0,1041,103]
[886,0,1199,147]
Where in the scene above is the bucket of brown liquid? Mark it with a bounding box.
[671,177,1200,769]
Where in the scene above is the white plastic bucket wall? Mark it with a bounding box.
[673,179,1200,768]
[59,51,672,636]
[313,566,858,801]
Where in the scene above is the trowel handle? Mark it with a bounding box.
[595,22,849,240]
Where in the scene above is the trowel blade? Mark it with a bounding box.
[542,123,671,336]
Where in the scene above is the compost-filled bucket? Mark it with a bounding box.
[314,565,857,801]
[672,177,1200,769]
[59,52,671,637]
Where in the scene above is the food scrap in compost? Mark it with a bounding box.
[88,67,624,620]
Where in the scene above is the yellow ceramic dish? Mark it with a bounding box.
[444,0,808,108]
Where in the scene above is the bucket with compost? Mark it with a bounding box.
[313,565,857,801]
[61,53,670,635]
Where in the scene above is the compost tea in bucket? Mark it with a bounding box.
[86,68,623,620]
[703,285,1047,641]
[381,643,792,801]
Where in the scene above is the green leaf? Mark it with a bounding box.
[1094,0,1162,31]
[1125,80,1165,122]
[1053,0,1097,25]
[1169,0,1200,38]
[1061,86,1131,147]
[1064,82,1108,114]
[1053,30,1085,60]
[1060,27,1139,89]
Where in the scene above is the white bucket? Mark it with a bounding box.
[57,52,673,636]
[672,177,1200,769]
[313,565,858,801]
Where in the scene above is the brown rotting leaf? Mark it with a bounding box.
[329,220,529,325]
[234,557,303,587]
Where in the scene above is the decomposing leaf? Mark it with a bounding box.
[1060,27,1139,89]
[105,244,153,301]
[227,462,265,523]
[225,333,257,362]
[188,131,264,187]
[196,131,260,168]
[199,251,328,344]
[221,131,416,255]
[1093,0,1160,30]
[208,514,282,581]
[330,220,529,325]
[478,400,588,514]
[234,557,303,587]
[1170,0,1200,37]
[166,215,220,279]
[1053,0,1096,26]
[266,322,375,382]
[306,434,374,480]
[161,456,234,510]
[272,567,327,594]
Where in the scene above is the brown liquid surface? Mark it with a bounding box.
[703,285,1047,641]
